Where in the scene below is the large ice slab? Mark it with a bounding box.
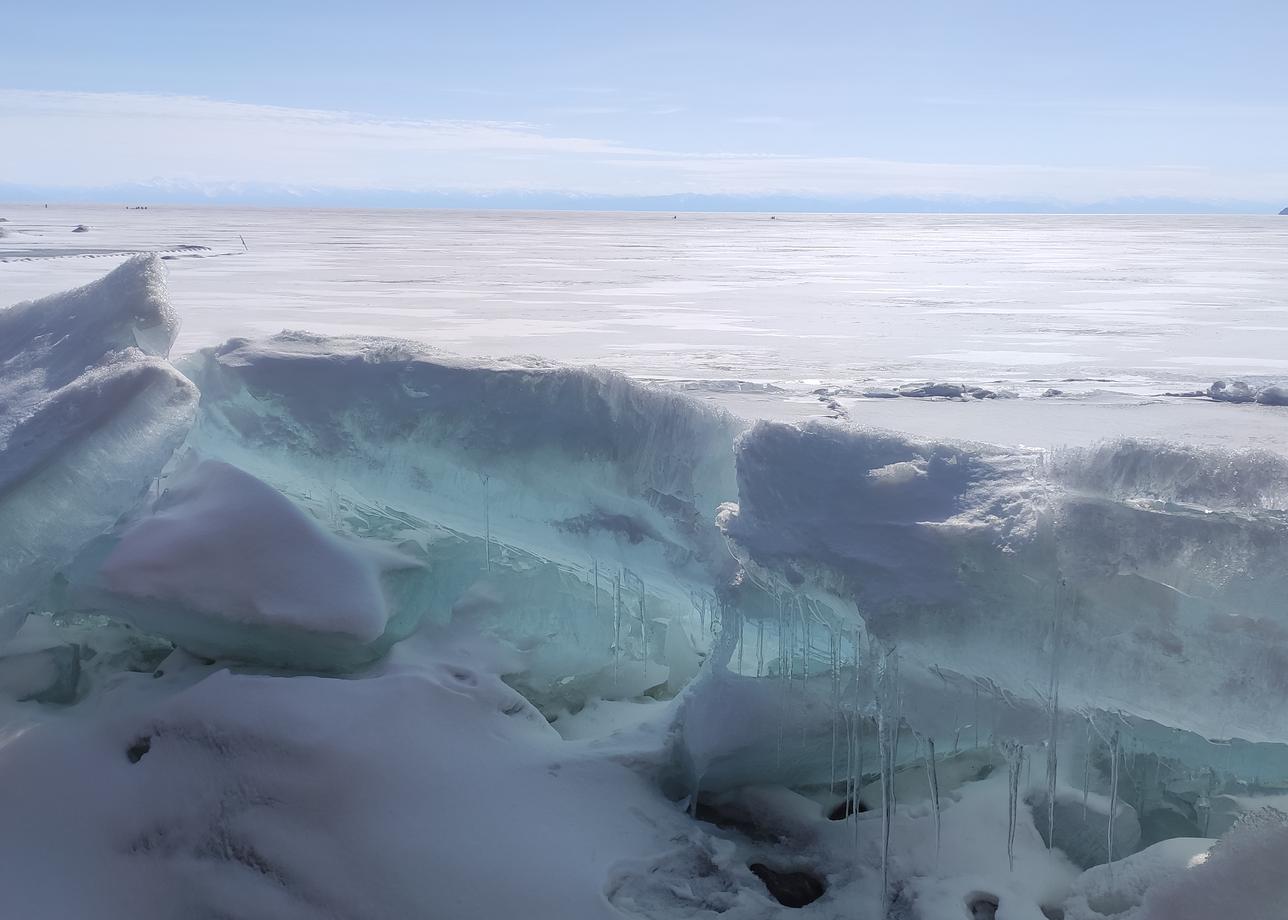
[176,332,742,696]
[0,255,198,624]
[720,421,1288,745]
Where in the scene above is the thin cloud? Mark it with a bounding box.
[1,89,1283,203]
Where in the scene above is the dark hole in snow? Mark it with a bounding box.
[967,892,999,919]
[126,736,152,763]
[828,797,869,820]
[1040,906,1066,920]
[692,798,773,841]
[748,862,825,908]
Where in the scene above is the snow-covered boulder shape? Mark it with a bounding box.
[720,421,1288,746]
[1060,836,1213,920]
[91,460,421,670]
[177,332,741,696]
[0,256,198,627]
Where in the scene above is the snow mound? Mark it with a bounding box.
[95,459,420,663]
[0,635,684,920]
[1061,836,1213,920]
[1136,809,1288,919]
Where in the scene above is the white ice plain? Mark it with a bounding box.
[1,251,1287,918]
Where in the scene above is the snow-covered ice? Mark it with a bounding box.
[0,254,197,628]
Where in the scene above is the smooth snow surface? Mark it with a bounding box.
[2,226,1287,919]
[5,206,1288,437]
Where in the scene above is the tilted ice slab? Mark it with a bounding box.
[176,332,742,697]
[0,255,198,626]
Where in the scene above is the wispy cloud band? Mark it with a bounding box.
[1,89,1283,203]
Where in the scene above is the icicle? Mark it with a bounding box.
[479,473,492,571]
[853,711,863,850]
[1107,731,1121,873]
[973,684,981,749]
[756,618,764,678]
[799,604,809,751]
[1045,579,1064,851]
[638,578,648,680]
[592,559,599,620]
[829,626,839,794]
[736,610,745,675]
[802,603,811,682]
[876,647,899,916]
[926,737,941,865]
[1082,726,1092,822]
[1202,767,1217,837]
[1006,742,1025,872]
[775,594,786,771]
[612,571,622,688]
[843,711,853,829]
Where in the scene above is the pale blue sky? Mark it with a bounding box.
[2,1,1285,208]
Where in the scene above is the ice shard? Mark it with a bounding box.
[0,256,198,627]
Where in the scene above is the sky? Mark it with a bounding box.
[2,0,1286,210]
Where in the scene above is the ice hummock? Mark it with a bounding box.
[0,255,198,629]
[719,419,1288,745]
[4,259,1288,918]
[174,329,741,695]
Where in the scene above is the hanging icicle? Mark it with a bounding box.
[876,646,899,916]
[926,737,941,866]
[1006,742,1026,872]
[1107,730,1121,874]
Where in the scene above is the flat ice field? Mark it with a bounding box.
[4,208,1288,919]
[4,204,1288,448]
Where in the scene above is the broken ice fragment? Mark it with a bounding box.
[0,642,80,703]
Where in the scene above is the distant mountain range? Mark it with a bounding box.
[1,182,1285,215]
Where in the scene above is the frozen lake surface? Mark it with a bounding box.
[3,204,1287,447]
